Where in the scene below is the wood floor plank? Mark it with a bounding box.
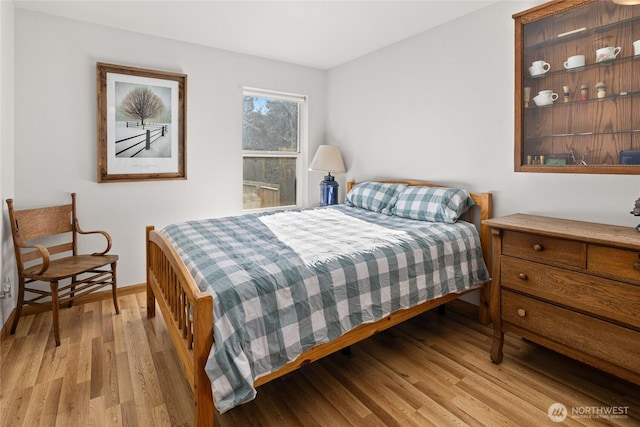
[88,300,102,341]
[120,304,160,424]
[449,391,523,427]
[40,377,64,426]
[36,333,69,384]
[18,382,48,427]
[100,300,116,344]
[119,399,139,426]
[455,372,545,427]
[2,383,33,427]
[285,372,354,427]
[90,336,104,400]
[103,340,121,407]
[15,312,36,338]
[77,309,94,384]
[115,351,135,407]
[18,329,48,389]
[301,363,375,423]
[151,403,173,427]
[55,377,90,427]
[1,293,638,426]
[250,382,306,427]
[323,354,421,427]
[150,349,194,426]
[414,403,466,427]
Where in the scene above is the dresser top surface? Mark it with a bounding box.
[484,214,640,250]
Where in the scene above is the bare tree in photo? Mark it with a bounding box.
[120,86,165,126]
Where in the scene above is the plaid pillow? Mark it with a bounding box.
[392,186,475,223]
[344,182,407,214]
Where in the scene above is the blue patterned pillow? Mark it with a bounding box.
[392,186,475,223]
[344,182,408,214]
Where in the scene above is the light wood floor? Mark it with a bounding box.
[1,292,638,427]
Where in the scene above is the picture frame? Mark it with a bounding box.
[97,63,187,182]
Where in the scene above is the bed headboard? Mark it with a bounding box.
[346,180,493,322]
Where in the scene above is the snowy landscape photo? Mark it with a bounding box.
[97,63,186,182]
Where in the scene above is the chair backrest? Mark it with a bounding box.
[6,193,79,272]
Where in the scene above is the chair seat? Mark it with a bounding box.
[23,254,119,281]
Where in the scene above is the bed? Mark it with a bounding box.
[146,180,493,426]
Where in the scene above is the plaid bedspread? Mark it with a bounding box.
[161,204,490,412]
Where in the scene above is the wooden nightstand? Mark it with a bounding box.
[484,214,640,384]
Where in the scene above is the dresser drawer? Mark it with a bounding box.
[502,231,586,268]
[502,291,640,375]
[588,245,640,285]
[501,256,640,329]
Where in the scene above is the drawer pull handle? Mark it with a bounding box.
[517,308,526,317]
[633,262,640,271]
[532,244,543,251]
[518,273,528,280]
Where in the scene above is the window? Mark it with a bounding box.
[242,88,306,210]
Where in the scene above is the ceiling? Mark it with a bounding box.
[13,0,497,69]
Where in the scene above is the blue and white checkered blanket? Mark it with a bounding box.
[161,204,489,412]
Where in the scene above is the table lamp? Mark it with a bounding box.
[309,145,346,206]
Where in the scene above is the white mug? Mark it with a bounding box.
[529,60,550,76]
[533,92,558,106]
[634,40,640,56]
[564,54,585,69]
[596,46,621,62]
[532,60,551,70]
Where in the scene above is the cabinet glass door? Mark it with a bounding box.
[515,0,640,174]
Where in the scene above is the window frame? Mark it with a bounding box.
[242,87,308,211]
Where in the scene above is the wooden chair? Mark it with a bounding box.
[6,193,119,346]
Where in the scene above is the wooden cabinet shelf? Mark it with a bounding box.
[525,54,640,81]
[514,0,640,174]
[525,14,640,50]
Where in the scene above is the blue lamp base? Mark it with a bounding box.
[319,175,339,206]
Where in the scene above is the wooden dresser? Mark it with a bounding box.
[484,214,640,384]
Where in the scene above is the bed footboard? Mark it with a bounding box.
[146,226,215,427]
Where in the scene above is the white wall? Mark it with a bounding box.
[327,0,640,226]
[8,8,326,323]
[1,0,15,325]
[6,2,640,330]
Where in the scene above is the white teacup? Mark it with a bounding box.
[564,54,585,69]
[596,46,621,62]
[533,91,558,106]
[634,40,640,56]
[532,60,550,70]
[529,60,550,76]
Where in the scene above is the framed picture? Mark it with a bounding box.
[97,63,187,182]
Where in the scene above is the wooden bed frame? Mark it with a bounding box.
[146,180,493,426]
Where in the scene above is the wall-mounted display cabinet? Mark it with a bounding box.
[514,0,640,174]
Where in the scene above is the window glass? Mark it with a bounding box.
[242,90,304,210]
[243,96,298,152]
[243,157,297,209]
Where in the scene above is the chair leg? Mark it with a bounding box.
[9,277,26,335]
[68,275,76,308]
[111,262,120,315]
[51,281,61,346]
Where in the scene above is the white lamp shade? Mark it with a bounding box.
[309,145,346,173]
